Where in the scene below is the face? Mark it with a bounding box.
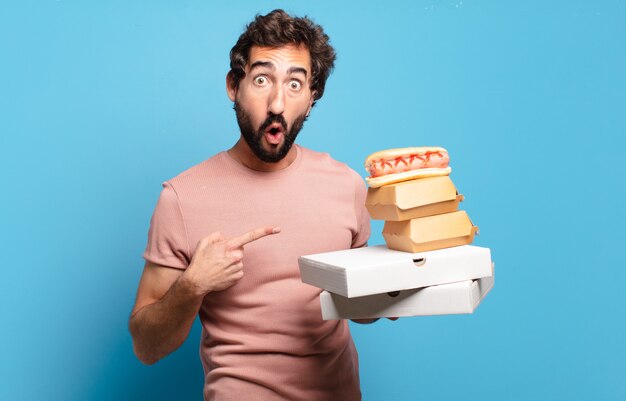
[228,44,315,163]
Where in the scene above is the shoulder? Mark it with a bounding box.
[299,146,362,182]
[297,146,368,207]
[163,152,226,191]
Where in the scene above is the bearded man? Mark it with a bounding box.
[129,9,371,400]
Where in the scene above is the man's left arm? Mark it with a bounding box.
[348,170,398,324]
[349,169,371,250]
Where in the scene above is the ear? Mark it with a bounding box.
[226,72,237,102]
[306,91,317,117]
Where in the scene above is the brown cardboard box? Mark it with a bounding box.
[383,210,478,253]
[365,176,463,221]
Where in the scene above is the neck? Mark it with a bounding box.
[228,138,297,172]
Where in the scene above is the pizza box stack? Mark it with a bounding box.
[298,147,494,320]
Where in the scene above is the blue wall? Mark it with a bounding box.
[2,1,625,400]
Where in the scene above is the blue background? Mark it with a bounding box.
[2,1,625,400]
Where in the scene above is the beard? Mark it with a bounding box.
[234,101,307,163]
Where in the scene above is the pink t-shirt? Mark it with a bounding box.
[143,145,371,401]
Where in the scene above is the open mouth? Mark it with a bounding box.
[264,123,285,145]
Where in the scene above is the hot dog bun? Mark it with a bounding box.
[365,146,451,188]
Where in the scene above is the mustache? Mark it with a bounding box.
[259,113,288,133]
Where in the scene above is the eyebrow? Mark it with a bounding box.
[249,61,275,72]
[287,66,308,78]
[249,61,308,78]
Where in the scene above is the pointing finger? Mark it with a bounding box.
[227,226,280,249]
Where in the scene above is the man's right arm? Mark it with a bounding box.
[129,262,203,365]
[129,227,280,365]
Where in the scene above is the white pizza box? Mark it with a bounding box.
[320,270,494,320]
[298,244,492,298]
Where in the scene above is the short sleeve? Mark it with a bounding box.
[142,182,191,269]
[351,171,371,248]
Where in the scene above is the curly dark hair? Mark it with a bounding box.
[228,9,336,106]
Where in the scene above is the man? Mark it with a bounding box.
[129,9,372,400]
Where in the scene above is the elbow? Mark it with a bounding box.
[130,340,161,365]
[132,339,161,365]
[129,319,160,365]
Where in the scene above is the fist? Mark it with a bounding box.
[183,226,280,295]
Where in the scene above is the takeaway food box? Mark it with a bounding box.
[383,210,478,253]
[298,244,492,298]
[326,147,495,319]
[365,175,463,221]
[319,273,494,320]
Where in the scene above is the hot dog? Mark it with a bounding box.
[365,146,451,188]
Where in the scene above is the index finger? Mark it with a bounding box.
[227,226,281,249]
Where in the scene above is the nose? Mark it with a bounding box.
[268,84,285,115]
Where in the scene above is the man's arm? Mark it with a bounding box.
[129,227,279,365]
[129,262,202,365]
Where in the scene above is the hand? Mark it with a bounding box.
[351,318,379,324]
[351,317,399,324]
[183,226,280,296]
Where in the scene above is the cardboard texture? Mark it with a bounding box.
[298,244,492,298]
[319,273,494,320]
[366,176,463,221]
[383,210,478,253]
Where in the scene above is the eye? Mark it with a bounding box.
[253,76,269,86]
[288,80,302,91]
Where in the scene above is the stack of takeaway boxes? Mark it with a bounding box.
[298,175,494,320]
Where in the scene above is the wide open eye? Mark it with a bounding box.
[288,80,302,91]
[253,76,269,86]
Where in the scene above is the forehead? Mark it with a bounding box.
[247,44,311,73]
